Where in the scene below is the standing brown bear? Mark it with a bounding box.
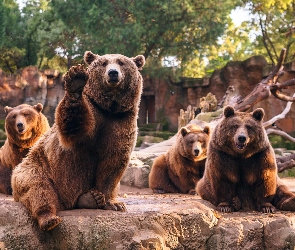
[12,52,145,231]
[149,124,210,194]
[196,106,295,213]
[0,103,50,194]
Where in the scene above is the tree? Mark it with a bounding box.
[51,0,240,67]
[241,0,295,64]
[0,0,26,73]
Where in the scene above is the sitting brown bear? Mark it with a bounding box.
[12,52,145,231]
[149,124,210,194]
[196,106,295,213]
[0,104,49,194]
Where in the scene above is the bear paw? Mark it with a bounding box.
[152,189,166,194]
[104,200,126,212]
[76,190,106,209]
[259,202,275,213]
[64,64,89,99]
[279,196,295,211]
[217,202,234,213]
[37,212,62,231]
[188,189,196,195]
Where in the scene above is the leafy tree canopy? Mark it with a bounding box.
[51,0,240,65]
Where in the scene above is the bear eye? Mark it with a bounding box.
[102,61,107,67]
[12,114,16,119]
[118,60,124,66]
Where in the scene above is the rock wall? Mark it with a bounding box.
[1,56,295,131]
[0,67,64,125]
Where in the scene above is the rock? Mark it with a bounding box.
[1,191,295,249]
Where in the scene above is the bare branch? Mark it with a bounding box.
[263,93,295,127]
[266,128,295,143]
[277,158,295,172]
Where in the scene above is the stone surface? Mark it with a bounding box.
[1,184,295,250]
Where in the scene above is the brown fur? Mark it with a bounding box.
[196,106,295,213]
[0,104,49,194]
[149,124,210,194]
[11,52,145,231]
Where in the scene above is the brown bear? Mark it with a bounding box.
[149,124,210,194]
[11,52,145,231]
[0,103,50,195]
[196,106,295,213]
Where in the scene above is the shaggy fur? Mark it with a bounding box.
[196,106,295,213]
[149,124,210,194]
[0,104,49,194]
[12,52,145,231]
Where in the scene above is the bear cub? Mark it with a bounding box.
[149,124,210,194]
[0,103,49,194]
[197,106,295,213]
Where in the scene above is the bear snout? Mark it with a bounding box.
[16,122,25,133]
[108,69,119,79]
[107,69,121,86]
[235,134,248,150]
[194,148,200,156]
[238,135,246,143]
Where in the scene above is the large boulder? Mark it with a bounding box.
[1,190,295,249]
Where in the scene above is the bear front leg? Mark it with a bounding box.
[56,65,95,146]
[149,155,180,194]
[0,164,12,195]
[216,182,237,213]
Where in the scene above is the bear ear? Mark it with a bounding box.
[33,103,43,113]
[84,51,98,65]
[132,55,145,70]
[223,105,235,118]
[180,127,189,137]
[203,126,210,135]
[252,108,264,122]
[4,106,12,114]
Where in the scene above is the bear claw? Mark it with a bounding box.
[152,189,166,194]
[217,202,234,213]
[38,214,62,231]
[104,201,127,212]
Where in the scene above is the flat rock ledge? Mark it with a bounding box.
[1,190,295,250]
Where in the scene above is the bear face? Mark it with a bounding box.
[4,103,45,144]
[213,105,268,158]
[83,52,145,113]
[179,124,210,162]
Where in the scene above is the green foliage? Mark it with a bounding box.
[240,0,295,64]
[269,135,295,150]
[51,0,239,66]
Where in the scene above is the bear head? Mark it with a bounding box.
[83,51,145,113]
[178,124,210,162]
[213,105,269,157]
[4,103,44,143]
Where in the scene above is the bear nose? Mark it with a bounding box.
[17,122,24,129]
[194,148,200,156]
[108,69,118,78]
[238,135,246,143]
